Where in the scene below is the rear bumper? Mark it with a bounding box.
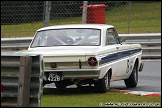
[44,68,101,80]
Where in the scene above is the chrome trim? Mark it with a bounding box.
[44,68,100,72]
[44,68,101,80]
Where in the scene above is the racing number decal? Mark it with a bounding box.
[126,59,133,73]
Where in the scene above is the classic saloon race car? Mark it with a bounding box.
[26,24,143,93]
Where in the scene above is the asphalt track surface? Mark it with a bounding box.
[44,59,161,93]
[110,59,161,93]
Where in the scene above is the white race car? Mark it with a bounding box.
[23,24,144,93]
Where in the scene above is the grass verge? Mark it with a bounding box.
[41,87,161,107]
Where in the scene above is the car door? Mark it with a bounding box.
[106,28,130,79]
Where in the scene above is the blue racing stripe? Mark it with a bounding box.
[100,48,142,65]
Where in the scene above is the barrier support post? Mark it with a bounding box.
[17,56,32,107]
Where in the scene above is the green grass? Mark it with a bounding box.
[41,88,161,107]
[1,2,161,37]
[105,2,161,33]
[1,17,82,38]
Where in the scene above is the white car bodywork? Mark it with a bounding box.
[22,24,144,93]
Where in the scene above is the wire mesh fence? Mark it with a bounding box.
[1,1,161,38]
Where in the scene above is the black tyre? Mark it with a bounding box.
[55,80,73,89]
[124,62,138,88]
[94,72,110,93]
[55,81,67,89]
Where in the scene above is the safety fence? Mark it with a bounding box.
[1,52,44,107]
[1,1,161,37]
[1,33,161,59]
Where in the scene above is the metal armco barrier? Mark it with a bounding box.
[1,37,32,51]
[1,52,44,107]
[1,33,161,59]
[119,33,161,59]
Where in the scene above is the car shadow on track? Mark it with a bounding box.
[43,84,124,95]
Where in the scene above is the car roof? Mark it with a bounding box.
[37,24,114,31]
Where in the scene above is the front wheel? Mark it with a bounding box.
[124,62,138,88]
[94,72,110,93]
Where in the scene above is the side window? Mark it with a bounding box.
[106,28,118,45]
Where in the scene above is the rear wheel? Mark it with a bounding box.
[55,80,73,89]
[94,72,110,93]
[124,62,138,88]
[55,81,67,89]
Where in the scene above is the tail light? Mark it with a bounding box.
[88,57,98,67]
